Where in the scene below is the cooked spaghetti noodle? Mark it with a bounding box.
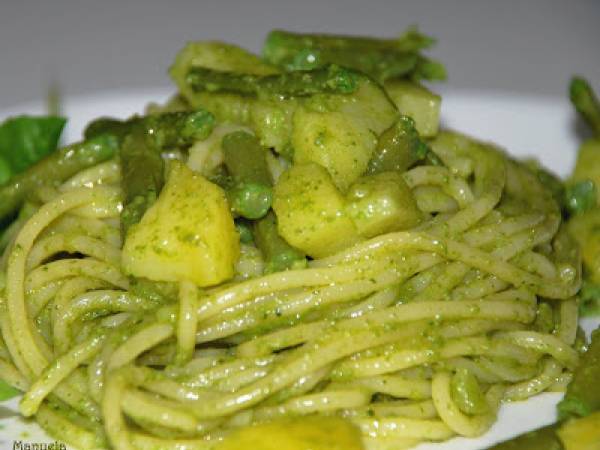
[0,29,587,450]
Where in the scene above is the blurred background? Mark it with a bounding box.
[1,0,598,108]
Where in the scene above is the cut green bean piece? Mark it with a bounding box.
[558,328,600,419]
[367,116,436,174]
[0,134,118,223]
[253,211,307,273]
[144,110,215,148]
[222,131,273,219]
[186,64,359,98]
[85,111,215,150]
[570,77,600,137]
[84,117,132,142]
[120,126,164,236]
[262,28,445,83]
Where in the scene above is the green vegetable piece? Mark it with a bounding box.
[87,110,216,236]
[85,111,216,150]
[253,211,307,273]
[235,220,254,244]
[558,327,600,419]
[0,134,118,223]
[579,282,600,317]
[567,208,600,285]
[523,160,566,211]
[487,424,563,450]
[0,379,20,401]
[534,302,555,333]
[120,126,164,236]
[222,131,273,219]
[565,180,596,215]
[144,110,215,148]
[84,117,132,142]
[0,116,66,181]
[570,77,600,137]
[262,28,445,83]
[227,184,272,220]
[368,116,435,174]
[450,368,489,415]
[0,158,11,185]
[186,64,359,99]
[411,56,447,82]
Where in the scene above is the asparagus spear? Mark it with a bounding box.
[222,131,273,220]
[0,134,118,223]
[185,64,359,98]
[262,28,446,83]
[570,77,600,138]
[253,211,306,273]
[367,116,440,174]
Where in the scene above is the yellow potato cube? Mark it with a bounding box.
[273,163,360,258]
[122,161,239,286]
[346,171,422,238]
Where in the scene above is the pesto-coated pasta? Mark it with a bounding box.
[0,27,592,450]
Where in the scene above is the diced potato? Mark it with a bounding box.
[250,99,297,153]
[273,163,360,258]
[568,208,600,284]
[122,161,239,286]
[557,410,600,450]
[215,417,363,450]
[571,139,600,204]
[346,171,422,238]
[292,108,374,191]
[292,80,397,191]
[385,80,441,137]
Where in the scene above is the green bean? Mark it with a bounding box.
[84,117,131,142]
[570,77,600,137]
[222,131,273,219]
[185,64,359,98]
[558,328,600,419]
[143,110,215,148]
[120,126,164,235]
[0,135,118,222]
[367,116,439,174]
[85,111,215,150]
[262,28,444,83]
[253,211,306,273]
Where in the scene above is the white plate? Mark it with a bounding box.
[0,89,598,450]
